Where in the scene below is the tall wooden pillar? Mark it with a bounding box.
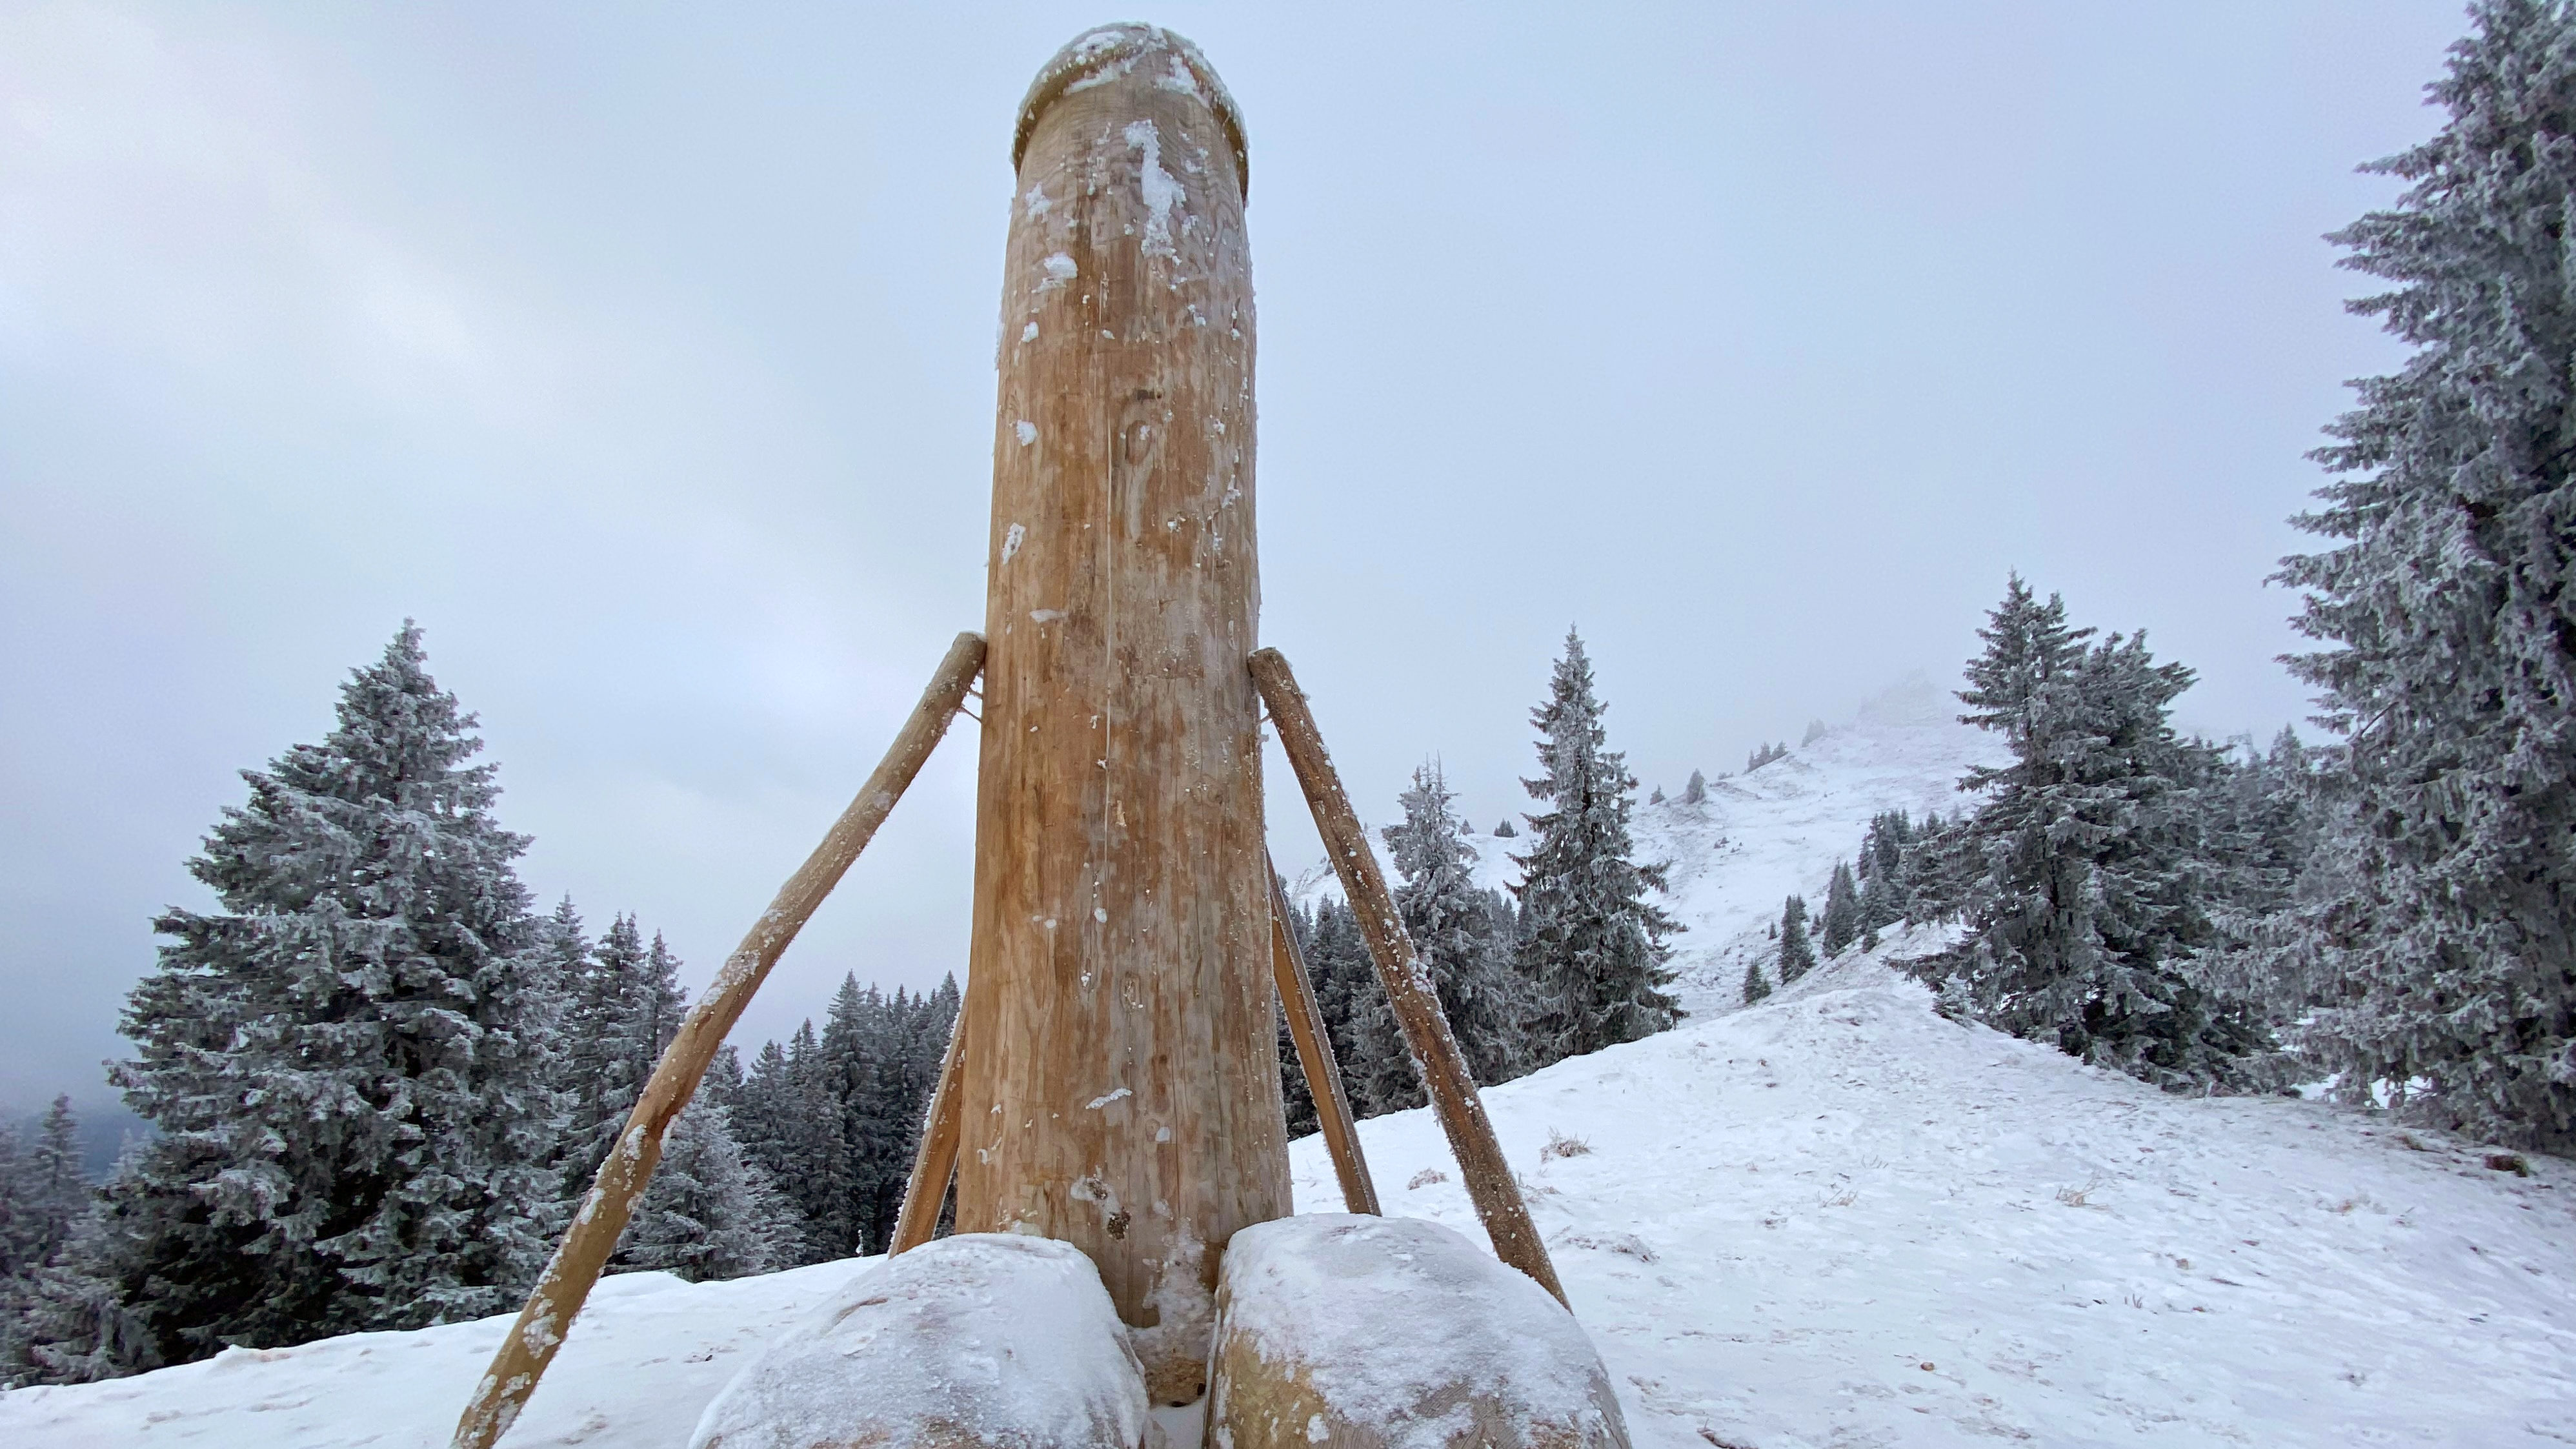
[958,24,1284,1404]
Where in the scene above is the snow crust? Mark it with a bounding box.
[1215,1215,1620,1449]
[689,1233,1147,1449]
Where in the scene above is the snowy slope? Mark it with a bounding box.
[12,951,2571,1448]
[1303,673,2006,1014]
[10,684,2576,1446]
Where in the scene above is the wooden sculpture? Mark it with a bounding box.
[453,25,1613,1449]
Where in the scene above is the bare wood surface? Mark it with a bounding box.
[960,25,1285,1404]
[451,631,987,1449]
[1249,647,1569,1308]
[890,1011,969,1253]
[1268,861,1380,1215]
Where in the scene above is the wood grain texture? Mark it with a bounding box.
[1269,864,1381,1216]
[450,632,985,1449]
[1249,647,1569,1308]
[959,25,1286,1406]
[890,1011,968,1254]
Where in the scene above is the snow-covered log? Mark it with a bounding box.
[689,1234,1151,1449]
[1208,1216,1628,1449]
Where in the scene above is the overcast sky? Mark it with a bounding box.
[0,1,2463,1113]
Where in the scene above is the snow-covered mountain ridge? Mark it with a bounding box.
[8,682,2573,1446]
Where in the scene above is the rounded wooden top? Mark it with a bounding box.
[1014,23,1249,199]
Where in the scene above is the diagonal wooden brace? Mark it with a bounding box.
[1249,646,1567,1308]
[451,631,987,1449]
[889,1002,968,1253]
[1267,858,1381,1215]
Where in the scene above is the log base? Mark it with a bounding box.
[1207,1216,1630,1449]
[690,1233,1153,1449]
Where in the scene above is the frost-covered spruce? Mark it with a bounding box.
[0,1097,88,1281]
[80,625,563,1366]
[1776,896,1816,984]
[1857,811,1913,932]
[1926,580,2271,1090]
[2275,0,2576,1150]
[612,1097,800,1282]
[1742,960,1773,1006]
[1682,769,1709,806]
[1299,897,1386,1115]
[1384,760,1526,1086]
[558,913,688,1213]
[0,1097,95,1383]
[1821,861,1862,957]
[1348,966,1422,1115]
[1511,630,1682,1066]
[6,1206,161,1386]
[725,975,954,1258]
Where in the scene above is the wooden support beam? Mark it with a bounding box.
[451,631,987,1449]
[1249,646,1568,1308]
[889,1009,969,1253]
[1267,860,1380,1215]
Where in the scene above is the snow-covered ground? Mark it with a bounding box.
[10,685,2574,1446]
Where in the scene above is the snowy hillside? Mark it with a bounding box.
[10,948,2570,1448]
[1297,673,2006,1013]
[10,682,2575,1446]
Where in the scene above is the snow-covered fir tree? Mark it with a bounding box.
[727,975,956,1259]
[2184,732,2325,1022]
[6,1210,160,1386]
[1511,630,1682,1066]
[2275,0,2576,1150]
[1385,760,1525,1086]
[1918,579,2274,1089]
[0,1097,88,1282]
[559,914,688,1210]
[1682,769,1709,806]
[1776,896,1816,984]
[0,1097,93,1381]
[1857,811,1914,933]
[1293,897,1387,1117]
[1742,960,1772,1005]
[1347,964,1422,1116]
[1898,809,1948,924]
[1820,861,1861,957]
[612,1097,800,1282]
[56,625,564,1370]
